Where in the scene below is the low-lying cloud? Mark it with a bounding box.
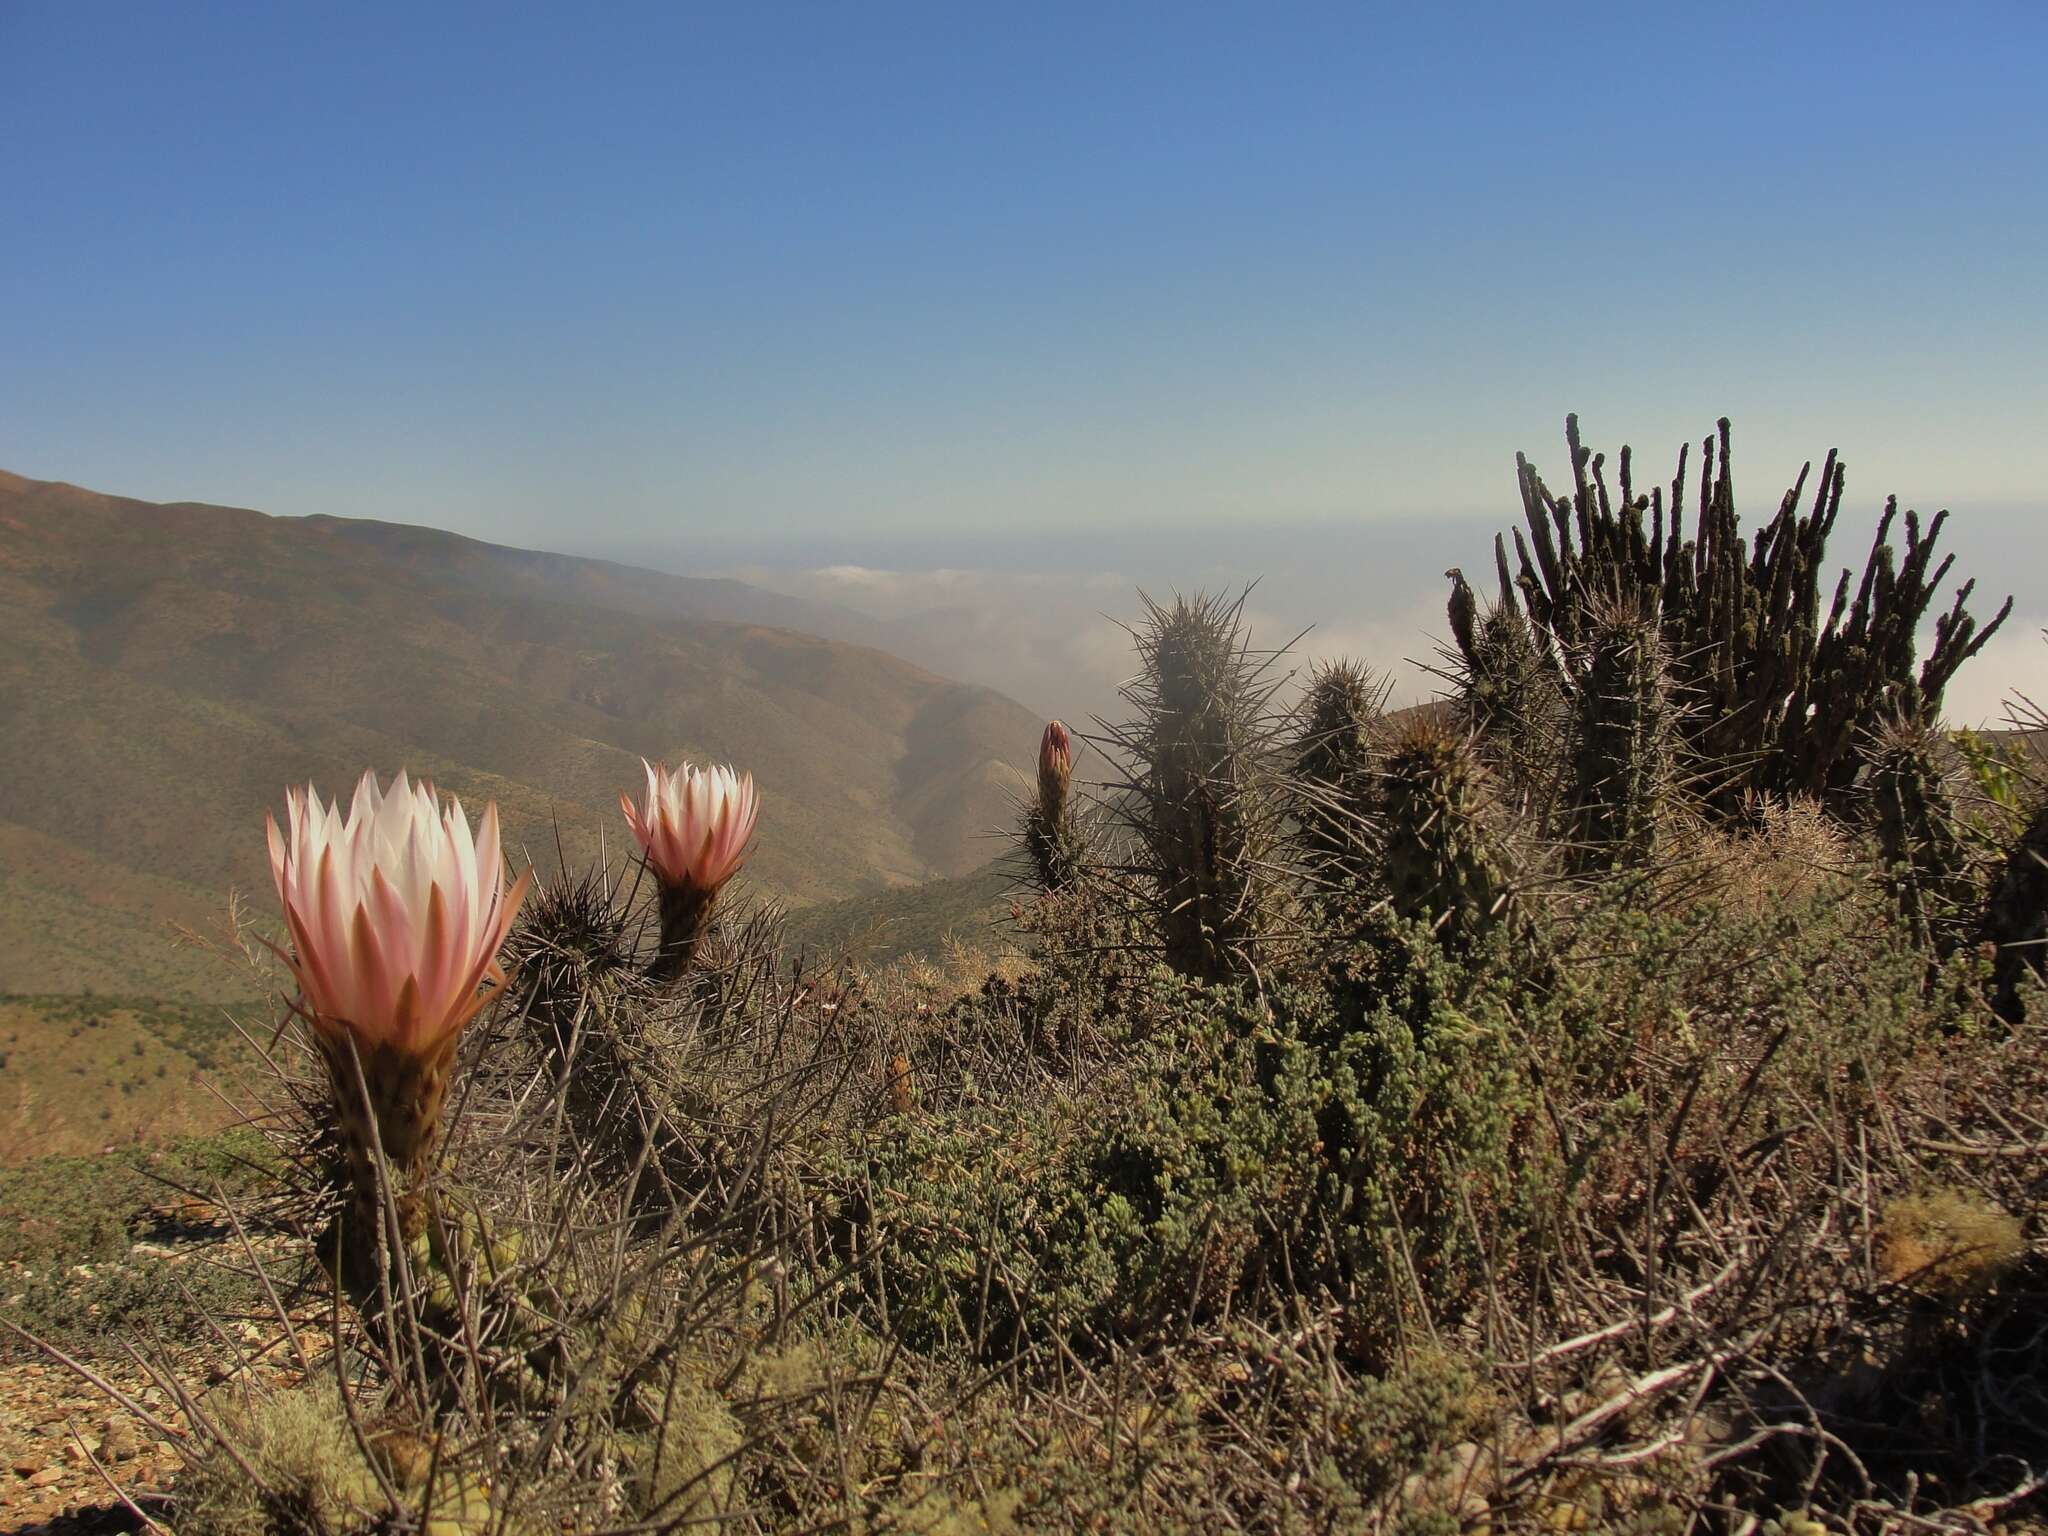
[727,545,2043,741]
[598,500,2044,744]
[728,544,1470,733]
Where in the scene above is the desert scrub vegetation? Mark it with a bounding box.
[0,1126,281,1366]
[12,418,2048,1534]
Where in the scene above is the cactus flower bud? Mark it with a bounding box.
[1025,721,1084,892]
[1038,720,1073,819]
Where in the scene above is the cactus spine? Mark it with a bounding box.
[1379,717,1512,949]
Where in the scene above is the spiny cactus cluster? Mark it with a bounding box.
[504,860,668,1182]
[1001,452,2038,1037]
[1448,416,2013,817]
[1096,589,1294,982]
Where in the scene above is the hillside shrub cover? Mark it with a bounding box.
[17,418,2048,1534]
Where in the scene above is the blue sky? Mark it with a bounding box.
[2,0,2044,557]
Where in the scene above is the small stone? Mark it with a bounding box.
[29,1464,67,1486]
[13,1452,48,1477]
[102,1421,142,1460]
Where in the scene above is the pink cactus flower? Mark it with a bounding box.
[266,770,530,1058]
[621,758,761,894]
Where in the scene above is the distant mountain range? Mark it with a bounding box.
[0,469,1040,1000]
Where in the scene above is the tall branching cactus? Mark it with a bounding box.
[1564,597,1674,874]
[1101,589,1290,983]
[1448,415,2012,817]
[1292,661,1389,897]
[1378,716,1513,949]
[1864,719,1975,958]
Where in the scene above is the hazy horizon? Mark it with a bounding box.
[598,492,2048,735]
[8,445,2038,735]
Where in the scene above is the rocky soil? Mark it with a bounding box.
[2,1209,320,1533]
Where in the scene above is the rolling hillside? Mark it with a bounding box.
[780,857,1018,966]
[0,470,1039,1001]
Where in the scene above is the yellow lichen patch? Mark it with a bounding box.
[1878,1187,2025,1299]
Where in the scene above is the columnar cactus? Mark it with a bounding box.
[621,759,760,983]
[1565,598,1673,874]
[1983,802,2048,1022]
[266,771,529,1281]
[1102,590,1290,983]
[1865,718,1975,957]
[513,865,631,1036]
[1378,718,1511,949]
[1446,541,1566,802]
[1292,661,1388,896]
[1023,720,1086,892]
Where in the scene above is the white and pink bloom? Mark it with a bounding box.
[620,758,760,895]
[266,769,530,1060]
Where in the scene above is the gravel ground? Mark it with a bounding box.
[2,1218,324,1533]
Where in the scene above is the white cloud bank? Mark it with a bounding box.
[728,555,2043,744]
